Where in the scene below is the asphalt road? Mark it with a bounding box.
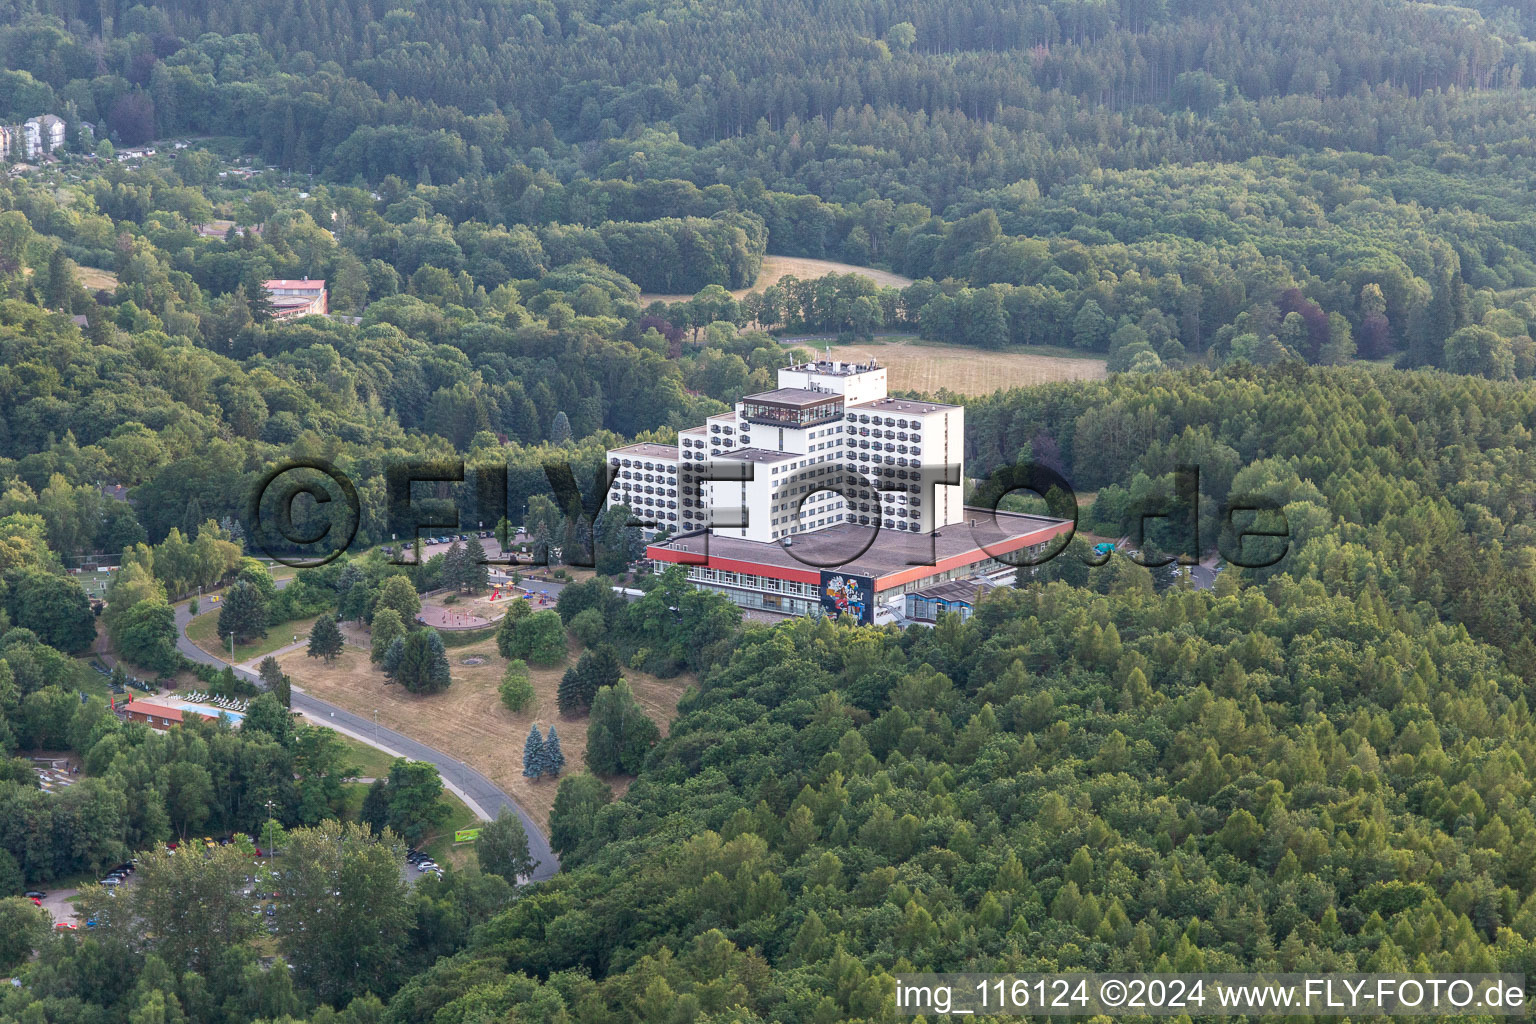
[172,587,558,882]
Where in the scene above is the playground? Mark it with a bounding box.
[415,582,558,630]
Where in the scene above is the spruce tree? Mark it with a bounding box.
[550,410,572,443]
[394,629,452,693]
[258,655,291,707]
[557,644,620,714]
[381,635,406,677]
[540,726,566,777]
[443,540,467,591]
[461,535,489,593]
[218,579,268,644]
[307,614,344,663]
[522,725,544,778]
[424,629,451,691]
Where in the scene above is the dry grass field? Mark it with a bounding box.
[830,337,1106,395]
[75,266,118,292]
[279,634,690,829]
[638,254,914,303]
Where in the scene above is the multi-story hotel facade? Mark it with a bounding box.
[607,357,1071,623]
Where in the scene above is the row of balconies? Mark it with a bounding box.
[847,413,927,429]
[612,458,677,473]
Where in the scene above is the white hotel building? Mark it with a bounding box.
[606,358,1070,623]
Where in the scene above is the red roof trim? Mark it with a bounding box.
[645,546,823,585]
[871,521,1072,591]
[647,519,1074,591]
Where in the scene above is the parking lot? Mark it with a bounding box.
[31,843,442,931]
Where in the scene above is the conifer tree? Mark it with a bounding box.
[522,725,544,778]
[307,614,344,663]
[394,628,451,693]
[381,635,405,677]
[258,655,291,707]
[557,644,620,714]
[461,535,489,592]
[540,725,565,777]
[218,579,268,644]
[442,540,467,591]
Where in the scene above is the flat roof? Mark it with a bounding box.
[264,279,326,290]
[717,447,798,464]
[850,397,961,414]
[786,359,882,376]
[610,443,680,459]
[742,387,844,406]
[911,579,994,603]
[649,508,1071,590]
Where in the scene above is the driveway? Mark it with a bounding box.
[173,583,558,882]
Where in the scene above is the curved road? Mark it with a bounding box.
[172,592,557,881]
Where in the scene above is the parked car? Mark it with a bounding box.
[23,890,44,899]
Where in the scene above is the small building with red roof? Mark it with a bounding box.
[263,278,328,318]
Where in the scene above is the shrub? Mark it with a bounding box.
[499,659,535,713]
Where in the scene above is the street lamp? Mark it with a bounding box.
[264,798,276,866]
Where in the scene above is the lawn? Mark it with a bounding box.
[324,730,402,780]
[815,336,1107,395]
[336,782,478,866]
[185,607,320,665]
[71,659,116,700]
[278,633,690,829]
[638,254,913,304]
[420,792,481,866]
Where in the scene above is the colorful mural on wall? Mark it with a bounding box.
[820,571,873,624]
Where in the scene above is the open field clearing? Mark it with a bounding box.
[823,337,1107,395]
[638,254,913,303]
[280,636,689,829]
[75,266,118,292]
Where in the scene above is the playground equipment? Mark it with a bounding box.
[489,584,504,601]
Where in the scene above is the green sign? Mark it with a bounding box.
[453,828,480,843]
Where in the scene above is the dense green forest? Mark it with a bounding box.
[0,0,1535,1020]
[0,0,1534,365]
